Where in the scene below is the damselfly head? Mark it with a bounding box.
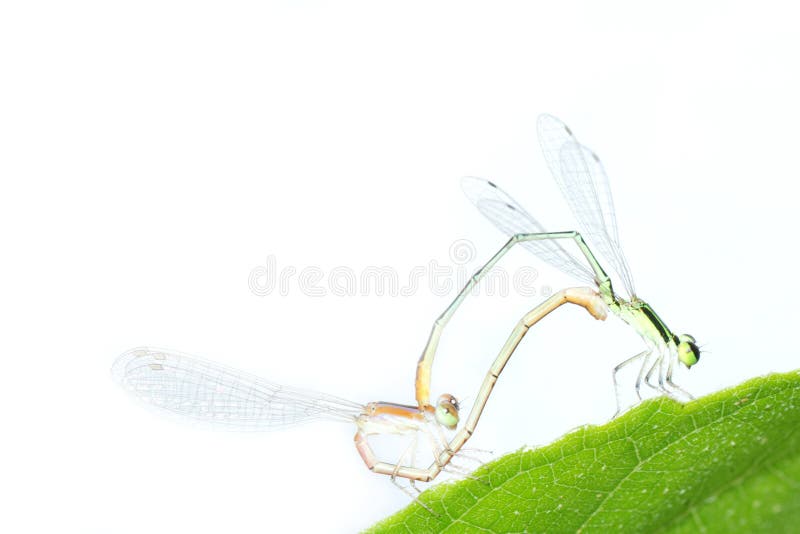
[677,334,700,368]
[435,393,460,430]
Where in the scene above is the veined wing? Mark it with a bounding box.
[537,114,636,297]
[462,176,595,284]
[112,347,364,430]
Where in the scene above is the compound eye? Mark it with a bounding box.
[677,340,700,368]
[438,393,459,411]
[435,393,459,430]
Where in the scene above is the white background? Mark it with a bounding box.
[2,2,799,533]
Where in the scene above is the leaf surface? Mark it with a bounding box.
[368,371,800,533]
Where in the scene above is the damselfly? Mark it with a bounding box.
[460,114,701,414]
[113,288,606,495]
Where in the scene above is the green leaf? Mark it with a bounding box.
[367,371,800,533]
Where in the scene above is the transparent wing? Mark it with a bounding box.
[537,114,636,297]
[559,141,636,296]
[461,176,595,284]
[112,347,364,430]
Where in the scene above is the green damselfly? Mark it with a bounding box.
[461,114,701,414]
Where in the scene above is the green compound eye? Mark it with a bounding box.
[677,335,701,368]
[435,394,460,430]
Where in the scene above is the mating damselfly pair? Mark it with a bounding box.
[113,114,701,493]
